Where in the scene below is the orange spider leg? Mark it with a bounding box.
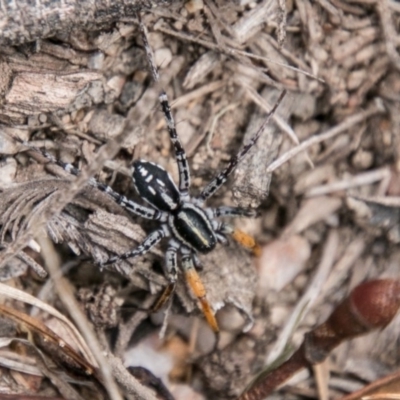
[182,256,219,333]
[230,228,261,257]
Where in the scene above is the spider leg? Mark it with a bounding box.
[181,251,219,333]
[102,226,168,266]
[18,140,165,221]
[198,90,286,203]
[152,241,179,312]
[137,13,191,198]
[192,252,203,270]
[159,92,191,197]
[211,206,259,218]
[219,223,261,257]
[216,233,228,245]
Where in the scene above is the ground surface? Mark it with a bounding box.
[0,1,400,399]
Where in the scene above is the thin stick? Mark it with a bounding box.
[157,25,325,83]
[266,103,385,174]
[241,82,314,169]
[37,236,125,400]
[305,168,391,197]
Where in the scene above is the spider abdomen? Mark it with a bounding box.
[170,204,216,253]
[132,160,180,212]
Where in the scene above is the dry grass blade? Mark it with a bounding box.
[157,24,324,82]
[266,230,339,365]
[0,282,97,367]
[338,369,400,400]
[266,103,385,174]
[37,235,158,400]
[0,304,96,376]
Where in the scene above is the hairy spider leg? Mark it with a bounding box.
[222,224,261,257]
[198,90,287,202]
[137,12,191,198]
[192,252,203,269]
[164,241,179,284]
[159,93,191,197]
[102,226,168,266]
[152,245,208,312]
[18,140,164,221]
[151,243,179,312]
[182,252,219,333]
[212,206,259,218]
[207,207,260,255]
[216,233,228,245]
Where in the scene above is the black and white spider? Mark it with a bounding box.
[18,15,285,333]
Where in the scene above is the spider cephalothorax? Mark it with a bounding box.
[133,160,218,253]
[18,14,285,333]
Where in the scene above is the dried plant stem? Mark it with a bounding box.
[377,0,400,71]
[37,236,124,400]
[114,295,156,357]
[0,280,97,367]
[171,80,225,109]
[107,354,158,400]
[238,280,400,400]
[305,167,391,197]
[266,230,339,365]
[241,82,314,169]
[157,25,323,82]
[239,349,307,400]
[266,103,385,173]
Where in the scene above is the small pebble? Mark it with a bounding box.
[352,149,373,169]
[0,157,17,188]
[257,235,311,295]
[154,47,173,69]
[185,0,204,13]
[0,129,27,154]
[88,51,104,70]
[217,305,247,332]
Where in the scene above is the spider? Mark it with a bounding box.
[17,15,286,333]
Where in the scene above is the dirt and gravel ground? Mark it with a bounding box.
[0,1,400,399]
